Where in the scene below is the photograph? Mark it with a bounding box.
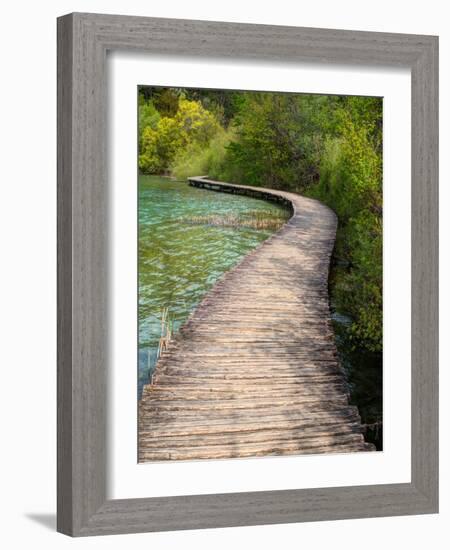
[137,86,383,462]
[0,0,442,542]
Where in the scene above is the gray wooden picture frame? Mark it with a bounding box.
[57,12,439,537]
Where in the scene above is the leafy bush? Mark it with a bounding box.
[138,96,160,135]
[139,98,222,174]
[219,93,323,190]
[310,111,382,351]
[171,128,234,181]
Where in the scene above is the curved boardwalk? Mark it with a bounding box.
[139,177,375,461]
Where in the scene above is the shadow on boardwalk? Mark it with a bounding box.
[139,177,375,461]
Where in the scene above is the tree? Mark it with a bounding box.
[312,107,382,351]
[139,98,221,174]
[223,93,324,190]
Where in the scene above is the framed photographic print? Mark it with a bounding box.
[57,12,438,536]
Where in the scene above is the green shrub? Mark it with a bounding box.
[171,128,235,180]
[139,98,222,174]
[309,112,382,352]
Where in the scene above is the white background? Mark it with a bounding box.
[0,1,447,548]
[109,54,411,498]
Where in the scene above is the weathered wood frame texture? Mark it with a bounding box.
[57,12,438,536]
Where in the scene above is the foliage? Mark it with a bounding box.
[218,93,323,190]
[183,89,243,126]
[139,98,221,174]
[311,108,382,351]
[151,88,180,117]
[138,95,160,150]
[171,128,234,181]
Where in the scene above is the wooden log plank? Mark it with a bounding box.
[139,424,365,448]
[140,402,360,420]
[145,385,349,399]
[139,438,373,461]
[139,413,362,437]
[139,395,350,410]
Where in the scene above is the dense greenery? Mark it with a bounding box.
[138,87,383,353]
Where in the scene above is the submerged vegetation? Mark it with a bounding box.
[139,87,383,356]
[181,210,287,231]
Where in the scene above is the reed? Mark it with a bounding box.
[156,307,173,363]
[182,211,286,231]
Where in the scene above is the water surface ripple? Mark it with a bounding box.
[138,175,290,396]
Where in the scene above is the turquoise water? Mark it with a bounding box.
[138,176,290,396]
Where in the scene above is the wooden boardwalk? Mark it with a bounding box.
[139,177,375,461]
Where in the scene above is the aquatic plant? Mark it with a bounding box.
[181,212,286,231]
[156,307,173,364]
